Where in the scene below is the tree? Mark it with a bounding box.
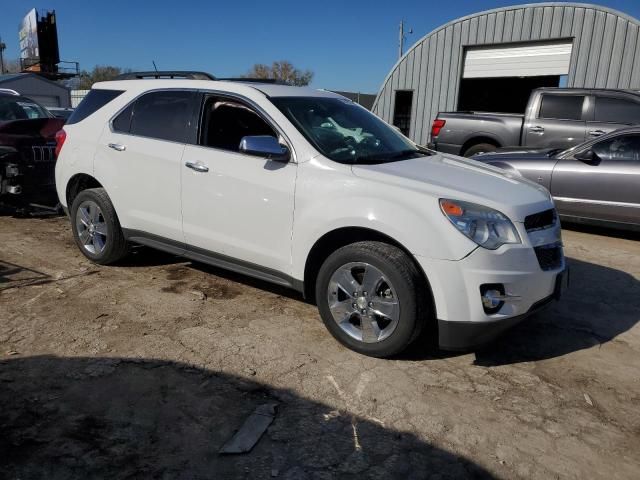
[78,65,126,89]
[243,61,313,86]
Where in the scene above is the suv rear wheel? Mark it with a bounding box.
[70,188,128,265]
[315,241,428,357]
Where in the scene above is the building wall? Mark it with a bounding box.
[373,3,640,145]
[0,74,71,108]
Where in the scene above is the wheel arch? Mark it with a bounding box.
[302,226,436,318]
[66,173,104,209]
[461,136,501,156]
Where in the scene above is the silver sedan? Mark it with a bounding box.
[474,127,640,231]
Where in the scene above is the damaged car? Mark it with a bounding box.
[0,89,65,211]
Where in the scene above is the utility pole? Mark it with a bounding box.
[0,37,6,74]
[398,20,413,59]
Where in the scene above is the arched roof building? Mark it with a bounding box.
[372,3,640,144]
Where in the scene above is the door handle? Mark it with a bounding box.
[588,130,606,137]
[529,126,545,133]
[108,143,126,151]
[185,161,209,173]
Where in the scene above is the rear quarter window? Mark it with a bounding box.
[66,89,124,125]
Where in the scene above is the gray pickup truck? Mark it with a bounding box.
[430,88,640,157]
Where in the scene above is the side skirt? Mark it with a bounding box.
[122,229,304,293]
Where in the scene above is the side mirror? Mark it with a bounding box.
[239,135,290,162]
[574,149,600,164]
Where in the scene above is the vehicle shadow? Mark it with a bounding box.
[0,260,49,284]
[0,355,497,479]
[474,256,639,366]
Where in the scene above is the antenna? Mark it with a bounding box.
[398,20,413,59]
[152,61,159,72]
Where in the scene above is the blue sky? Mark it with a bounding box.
[1,0,639,93]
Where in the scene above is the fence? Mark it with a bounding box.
[70,89,89,108]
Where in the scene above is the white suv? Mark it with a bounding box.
[55,72,566,357]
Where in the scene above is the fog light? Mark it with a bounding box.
[482,290,503,309]
[480,284,505,314]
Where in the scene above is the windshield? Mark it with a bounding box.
[0,96,51,121]
[271,96,428,164]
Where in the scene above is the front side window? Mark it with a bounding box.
[129,90,196,143]
[0,96,50,121]
[200,97,276,152]
[272,96,425,163]
[594,97,640,124]
[539,95,585,121]
[591,134,640,162]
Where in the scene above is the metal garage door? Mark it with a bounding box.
[463,41,573,78]
[28,95,61,108]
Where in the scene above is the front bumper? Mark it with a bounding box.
[437,270,567,350]
[415,227,566,350]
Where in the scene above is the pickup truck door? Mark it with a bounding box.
[584,94,640,141]
[524,93,587,149]
[181,94,297,275]
[550,133,640,224]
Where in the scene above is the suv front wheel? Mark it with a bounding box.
[315,241,428,357]
[70,188,128,265]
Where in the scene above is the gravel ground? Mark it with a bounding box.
[0,214,639,479]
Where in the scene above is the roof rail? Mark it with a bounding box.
[114,71,216,80]
[218,77,288,85]
[0,88,20,96]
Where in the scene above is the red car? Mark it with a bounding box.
[0,90,65,210]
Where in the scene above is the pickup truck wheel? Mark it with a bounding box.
[70,188,128,265]
[315,241,427,358]
[463,143,497,157]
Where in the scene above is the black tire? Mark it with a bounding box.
[315,241,430,358]
[463,142,497,157]
[70,188,128,265]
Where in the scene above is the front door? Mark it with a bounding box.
[181,94,297,274]
[550,133,640,224]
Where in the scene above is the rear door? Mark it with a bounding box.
[584,94,640,141]
[550,132,640,224]
[96,89,198,242]
[524,93,587,149]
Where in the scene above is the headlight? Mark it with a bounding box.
[439,199,521,250]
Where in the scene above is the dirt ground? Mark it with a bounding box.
[1,214,639,479]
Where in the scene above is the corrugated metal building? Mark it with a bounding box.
[0,73,71,108]
[372,2,640,145]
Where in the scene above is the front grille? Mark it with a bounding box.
[29,145,57,163]
[525,208,557,232]
[534,243,563,271]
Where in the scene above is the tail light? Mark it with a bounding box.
[431,119,446,138]
[55,129,66,158]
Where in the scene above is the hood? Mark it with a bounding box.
[351,153,552,222]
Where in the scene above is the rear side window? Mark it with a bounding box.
[66,89,123,125]
[594,97,640,124]
[129,90,196,143]
[539,95,584,121]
